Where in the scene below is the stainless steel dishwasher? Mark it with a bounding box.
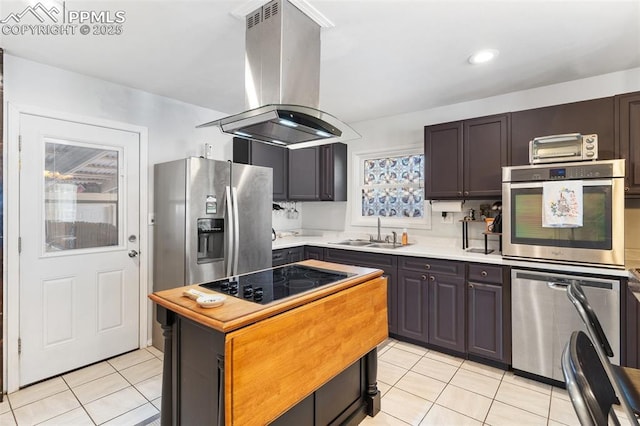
[511,269,620,382]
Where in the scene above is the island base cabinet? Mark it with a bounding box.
[271,360,366,426]
[156,307,225,426]
[467,282,503,361]
[155,276,387,426]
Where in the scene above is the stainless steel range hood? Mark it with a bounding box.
[197,0,359,148]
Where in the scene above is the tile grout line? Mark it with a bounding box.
[58,374,97,426]
[97,349,161,424]
[480,368,506,426]
[388,345,560,425]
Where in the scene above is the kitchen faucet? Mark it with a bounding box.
[370,217,392,243]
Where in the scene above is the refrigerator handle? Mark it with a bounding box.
[225,186,234,276]
[231,186,240,275]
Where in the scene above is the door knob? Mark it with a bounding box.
[128,250,139,258]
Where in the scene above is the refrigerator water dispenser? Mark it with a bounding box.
[197,218,224,263]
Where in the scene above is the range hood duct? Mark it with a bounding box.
[197,0,359,148]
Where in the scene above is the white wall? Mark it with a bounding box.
[302,67,640,246]
[3,54,235,348]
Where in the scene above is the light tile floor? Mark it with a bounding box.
[0,346,163,425]
[0,339,633,425]
[361,339,634,426]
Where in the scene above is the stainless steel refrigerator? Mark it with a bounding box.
[152,157,272,347]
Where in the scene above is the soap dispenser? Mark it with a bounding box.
[401,228,408,245]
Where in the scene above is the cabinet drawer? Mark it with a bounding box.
[399,256,463,276]
[468,264,503,285]
[324,248,396,270]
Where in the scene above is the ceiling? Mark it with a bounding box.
[2,0,640,124]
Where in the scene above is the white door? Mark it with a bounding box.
[18,114,140,386]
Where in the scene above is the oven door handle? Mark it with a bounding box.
[508,179,614,189]
[547,281,569,291]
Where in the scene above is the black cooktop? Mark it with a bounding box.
[199,264,354,305]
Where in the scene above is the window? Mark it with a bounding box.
[352,147,431,229]
[44,141,120,252]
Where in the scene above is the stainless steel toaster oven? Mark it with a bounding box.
[529,133,598,164]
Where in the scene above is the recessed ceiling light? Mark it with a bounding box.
[468,49,499,65]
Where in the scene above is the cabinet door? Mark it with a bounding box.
[315,360,361,425]
[467,282,504,361]
[319,143,347,201]
[304,246,324,261]
[287,247,304,263]
[617,92,640,197]
[272,249,288,267]
[425,122,463,198]
[510,97,615,166]
[289,147,320,201]
[463,114,508,198]
[624,283,640,368]
[250,142,288,201]
[397,270,429,344]
[233,138,288,201]
[428,273,465,352]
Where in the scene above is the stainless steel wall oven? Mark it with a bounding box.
[502,159,625,268]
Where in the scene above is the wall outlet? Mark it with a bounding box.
[441,214,453,224]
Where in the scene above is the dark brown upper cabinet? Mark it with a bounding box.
[288,143,347,202]
[616,91,640,197]
[237,140,347,202]
[288,146,320,201]
[319,143,347,201]
[233,138,288,201]
[510,97,615,166]
[425,114,508,199]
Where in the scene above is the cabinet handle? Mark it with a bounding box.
[469,283,474,288]
[429,276,435,281]
[481,271,488,277]
[457,191,462,196]
[424,264,431,270]
[421,275,427,280]
[625,187,630,192]
[464,191,469,196]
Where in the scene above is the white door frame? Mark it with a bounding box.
[4,104,149,393]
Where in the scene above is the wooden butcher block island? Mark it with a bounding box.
[149,260,388,426]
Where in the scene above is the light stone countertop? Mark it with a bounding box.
[272,234,632,278]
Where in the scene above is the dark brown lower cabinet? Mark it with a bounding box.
[272,247,304,267]
[624,283,640,368]
[397,270,429,343]
[467,282,503,361]
[304,246,325,261]
[428,273,466,353]
[396,257,466,353]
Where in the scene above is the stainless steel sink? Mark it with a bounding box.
[329,240,410,249]
[330,239,372,247]
[367,243,405,249]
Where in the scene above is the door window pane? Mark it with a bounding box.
[44,141,119,251]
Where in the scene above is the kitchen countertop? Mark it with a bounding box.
[272,234,632,279]
[149,259,384,333]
